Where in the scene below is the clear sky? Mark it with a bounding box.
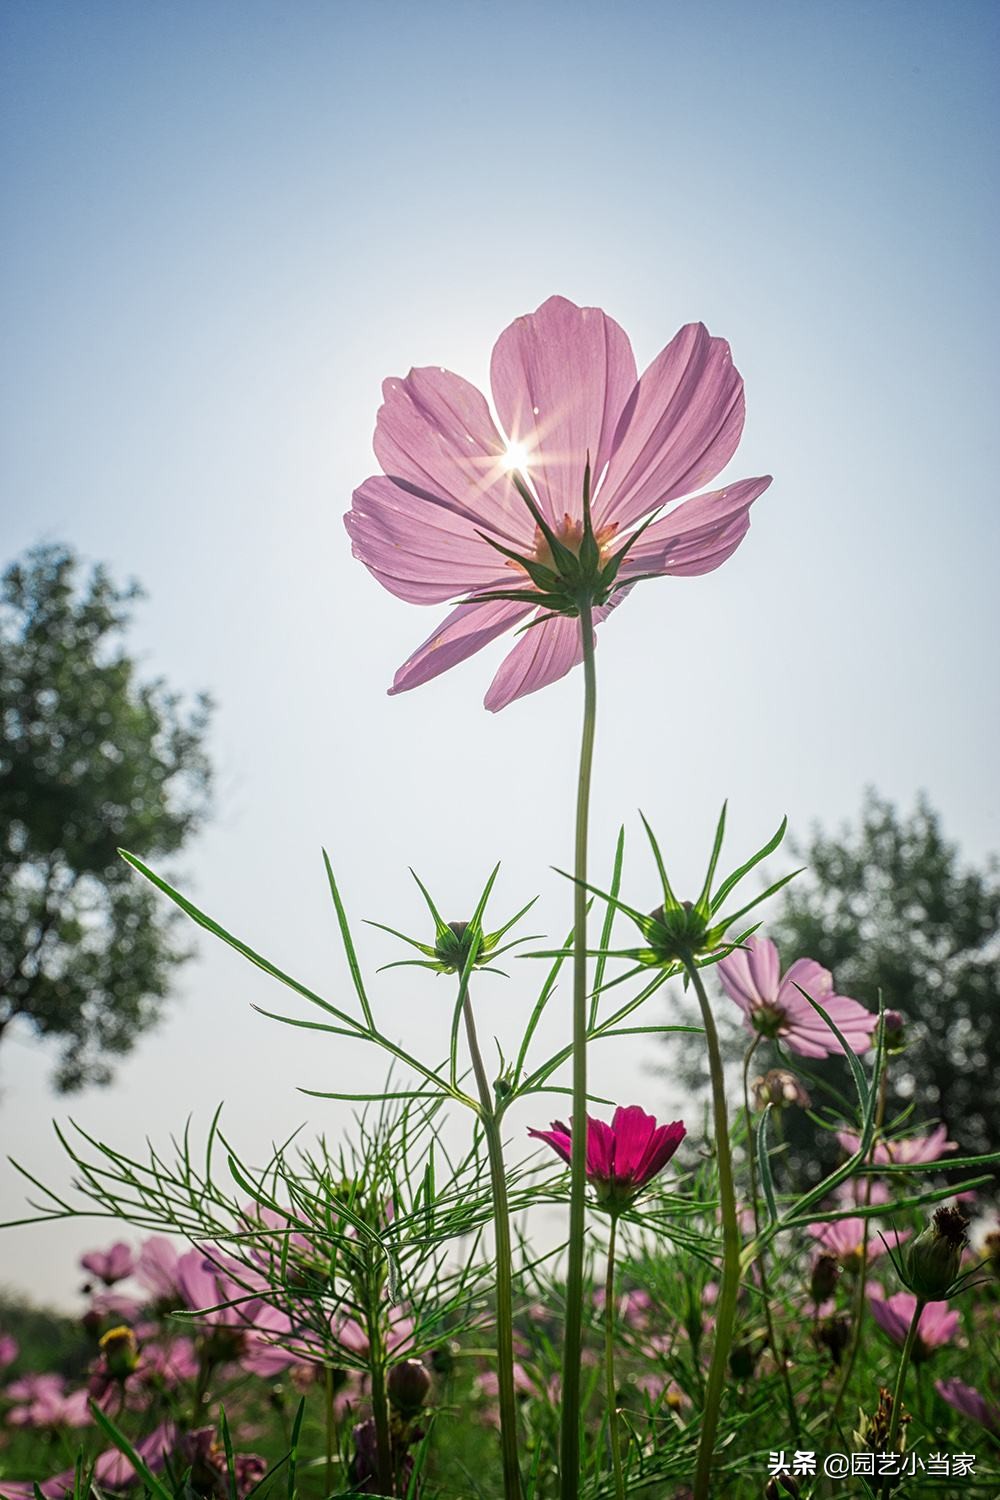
[2,0,998,1306]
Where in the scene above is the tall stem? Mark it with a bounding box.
[829,1061,889,1428]
[462,989,524,1500]
[365,1255,394,1495]
[561,599,597,1500]
[686,958,742,1500]
[881,1299,924,1499]
[741,1041,800,1441]
[603,1215,626,1500]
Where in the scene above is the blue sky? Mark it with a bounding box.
[2,0,997,1304]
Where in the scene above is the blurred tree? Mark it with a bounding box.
[663,791,1000,1172]
[0,543,212,1091]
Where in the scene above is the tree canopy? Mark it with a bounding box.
[0,543,212,1091]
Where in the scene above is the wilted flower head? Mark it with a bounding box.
[934,1377,1000,1434]
[529,1105,685,1211]
[347,295,770,711]
[809,1253,840,1304]
[854,1385,909,1457]
[752,1069,811,1111]
[904,1205,969,1300]
[80,1242,135,1287]
[717,936,877,1058]
[867,1288,959,1361]
[812,1313,851,1366]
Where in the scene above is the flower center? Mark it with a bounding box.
[506,514,619,576]
[751,1002,788,1039]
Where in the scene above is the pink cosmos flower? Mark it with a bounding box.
[80,1241,134,1286]
[135,1235,183,1303]
[347,296,771,711]
[836,1124,959,1165]
[935,1376,1000,1433]
[807,1216,909,1272]
[529,1105,685,1208]
[0,1332,17,1370]
[867,1288,959,1361]
[717,935,878,1058]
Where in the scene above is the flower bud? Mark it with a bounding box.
[387,1358,431,1418]
[765,1475,801,1499]
[905,1206,969,1300]
[812,1314,851,1366]
[752,1069,811,1112]
[810,1253,840,1305]
[98,1324,139,1378]
[882,1010,906,1051]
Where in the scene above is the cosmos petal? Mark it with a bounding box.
[598,323,745,529]
[490,295,638,526]
[373,366,532,543]
[389,596,533,696]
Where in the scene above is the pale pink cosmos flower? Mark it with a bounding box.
[867,1288,959,1361]
[80,1241,134,1286]
[807,1215,909,1272]
[135,1235,184,1303]
[529,1105,685,1209]
[836,1124,959,1165]
[0,1332,17,1370]
[717,935,878,1058]
[347,296,771,711]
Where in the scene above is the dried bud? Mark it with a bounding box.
[387,1358,431,1417]
[982,1228,1000,1281]
[905,1206,969,1300]
[752,1069,811,1111]
[812,1314,851,1366]
[98,1324,139,1378]
[810,1253,840,1305]
[728,1338,761,1380]
[855,1385,910,1457]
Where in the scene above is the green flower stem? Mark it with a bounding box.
[561,597,598,1500]
[881,1297,924,1500]
[741,1039,800,1442]
[604,1213,626,1500]
[365,1256,394,1495]
[324,1364,335,1493]
[829,1060,889,1429]
[686,956,742,1500]
[462,989,524,1500]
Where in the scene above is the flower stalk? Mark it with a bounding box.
[742,1038,800,1441]
[461,984,524,1500]
[881,1297,924,1499]
[686,956,742,1500]
[603,1213,626,1500]
[561,597,598,1500]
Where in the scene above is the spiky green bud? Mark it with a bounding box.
[905,1206,969,1300]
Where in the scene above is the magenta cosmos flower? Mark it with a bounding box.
[529,1105,685,1209]
[346,296,771,711]
[717,935,877,1058]
[867,1288,959,1361]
